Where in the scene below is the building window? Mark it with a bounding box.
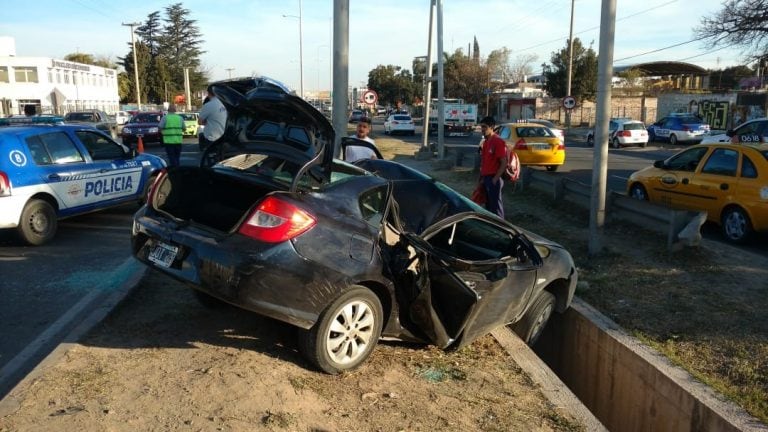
[48,69,53,83]
[14,67,39,83]
[56,70,61,83]
[64,71,70,84]
[0,67,8,83]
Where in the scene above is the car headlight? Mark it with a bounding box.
[148,127,159,133]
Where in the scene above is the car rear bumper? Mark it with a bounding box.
[130,209,340,329]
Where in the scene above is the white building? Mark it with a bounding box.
[0,36,119,116]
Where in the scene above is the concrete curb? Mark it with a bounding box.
[0,257,147,417]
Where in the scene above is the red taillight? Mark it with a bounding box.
[0,171,10,197]
[618,130,631,137]
[239,196,316,243]
[557,142,565,150]
[146,169,167,204]
[514,138,528,150]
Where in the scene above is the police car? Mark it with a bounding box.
[647,114,710,145]
[0,116,166,245]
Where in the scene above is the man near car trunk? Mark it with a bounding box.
[479,116,507,218]
[159,105,184,167]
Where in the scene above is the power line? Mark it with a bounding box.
[613,36,708,62]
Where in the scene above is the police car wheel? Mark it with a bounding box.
[139,173,158,206]
[18,199,57,246]
[669,134,678,145]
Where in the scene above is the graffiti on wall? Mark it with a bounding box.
[699,100,729,130]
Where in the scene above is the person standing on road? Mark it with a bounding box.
[344,117,379,162]
[478,116,507,218]
[198,87,227,149]
[159,105,184,167]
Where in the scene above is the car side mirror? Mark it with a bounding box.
[725,129,734,137]
[653,160,665,169]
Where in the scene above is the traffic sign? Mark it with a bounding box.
[362,90,378,106]
[562,95,576,110]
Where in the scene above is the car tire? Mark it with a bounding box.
[511,291,556,346]
[721,206,753,243]
[18,199,57,246]
[298,285,383,374]
[629,183,649,201]
[546,165,559,172]
[612,138,620,149]
[669,134,678,145]
[586,135,594,147]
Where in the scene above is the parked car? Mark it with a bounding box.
[179,112,200,137]
[495,122,565,171]
[115,111,132,126]
[130,77,578,374]
[63,109,119,139]
[383,114,415,135]
[586,118,649,148]
[647,114,710,145]
[0,115,166,245]
[348,110,366,123]
[627,141,768,243]
[523,119,564,146]
[701,117,768,145]
[121,112,164,147]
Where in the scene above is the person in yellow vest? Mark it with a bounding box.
[159,105,184,167]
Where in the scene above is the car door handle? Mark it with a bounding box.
[682,178,689,185]
[47,174,61,181]
[720,183,729,191]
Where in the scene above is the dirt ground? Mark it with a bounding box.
[0,138,585,432]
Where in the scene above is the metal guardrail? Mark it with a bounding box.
[521,169,700,250]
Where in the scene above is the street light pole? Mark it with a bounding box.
[565,0,575,128]
[225,68,234,79]
[282,0,304,99]
[122,22,142,110]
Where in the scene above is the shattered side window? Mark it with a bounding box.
[426,218,511,262]
[359,186,387,227]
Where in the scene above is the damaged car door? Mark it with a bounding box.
[392,214,543,349]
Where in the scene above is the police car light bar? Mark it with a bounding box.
[0,116,65,126]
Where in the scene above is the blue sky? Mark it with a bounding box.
[0,0,746,95]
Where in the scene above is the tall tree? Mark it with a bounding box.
[136,11,163,56]
[545,38,598,100]
[709,65,754,90]
[367,65,417,106]
[509,53,539,83]
[160,3,207,95]
[487,48,511,82]
[695,1,768,61]
[443,49,487,106]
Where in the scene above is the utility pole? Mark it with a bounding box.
[589,0,617,256]
[420,0,436,152]
[183,67,191,112]
[331,0,349,158]
[436,0,445,159]
[122,22,142,110]
[225,68,234,79]
[565,0,575,128]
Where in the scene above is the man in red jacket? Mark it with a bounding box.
[478,116,507,218]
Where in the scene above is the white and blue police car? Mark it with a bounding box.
[0,116,166,245]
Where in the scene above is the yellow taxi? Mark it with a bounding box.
[495,122,565,171]
[627,142,768,243]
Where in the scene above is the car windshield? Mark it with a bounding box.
[515,126,554,138]
[623,123,645,130]
[131,113,161,123]
[65,113,95,121]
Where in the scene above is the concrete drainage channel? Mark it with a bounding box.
[532,298,767,432]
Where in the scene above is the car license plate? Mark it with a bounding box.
[148,241,179,268]
[529,143,550,151]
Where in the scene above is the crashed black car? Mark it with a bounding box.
[131,77,578,374]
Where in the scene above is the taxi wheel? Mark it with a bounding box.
[721,207,753,243]
[18,199,57,246]
[669,134,678,145]
[629,183,648,201]
[546,165,559,172]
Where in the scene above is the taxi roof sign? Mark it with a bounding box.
[0,115,65,127]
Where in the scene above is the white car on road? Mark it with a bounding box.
[587,118,648,148]
[384,114,415,135]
